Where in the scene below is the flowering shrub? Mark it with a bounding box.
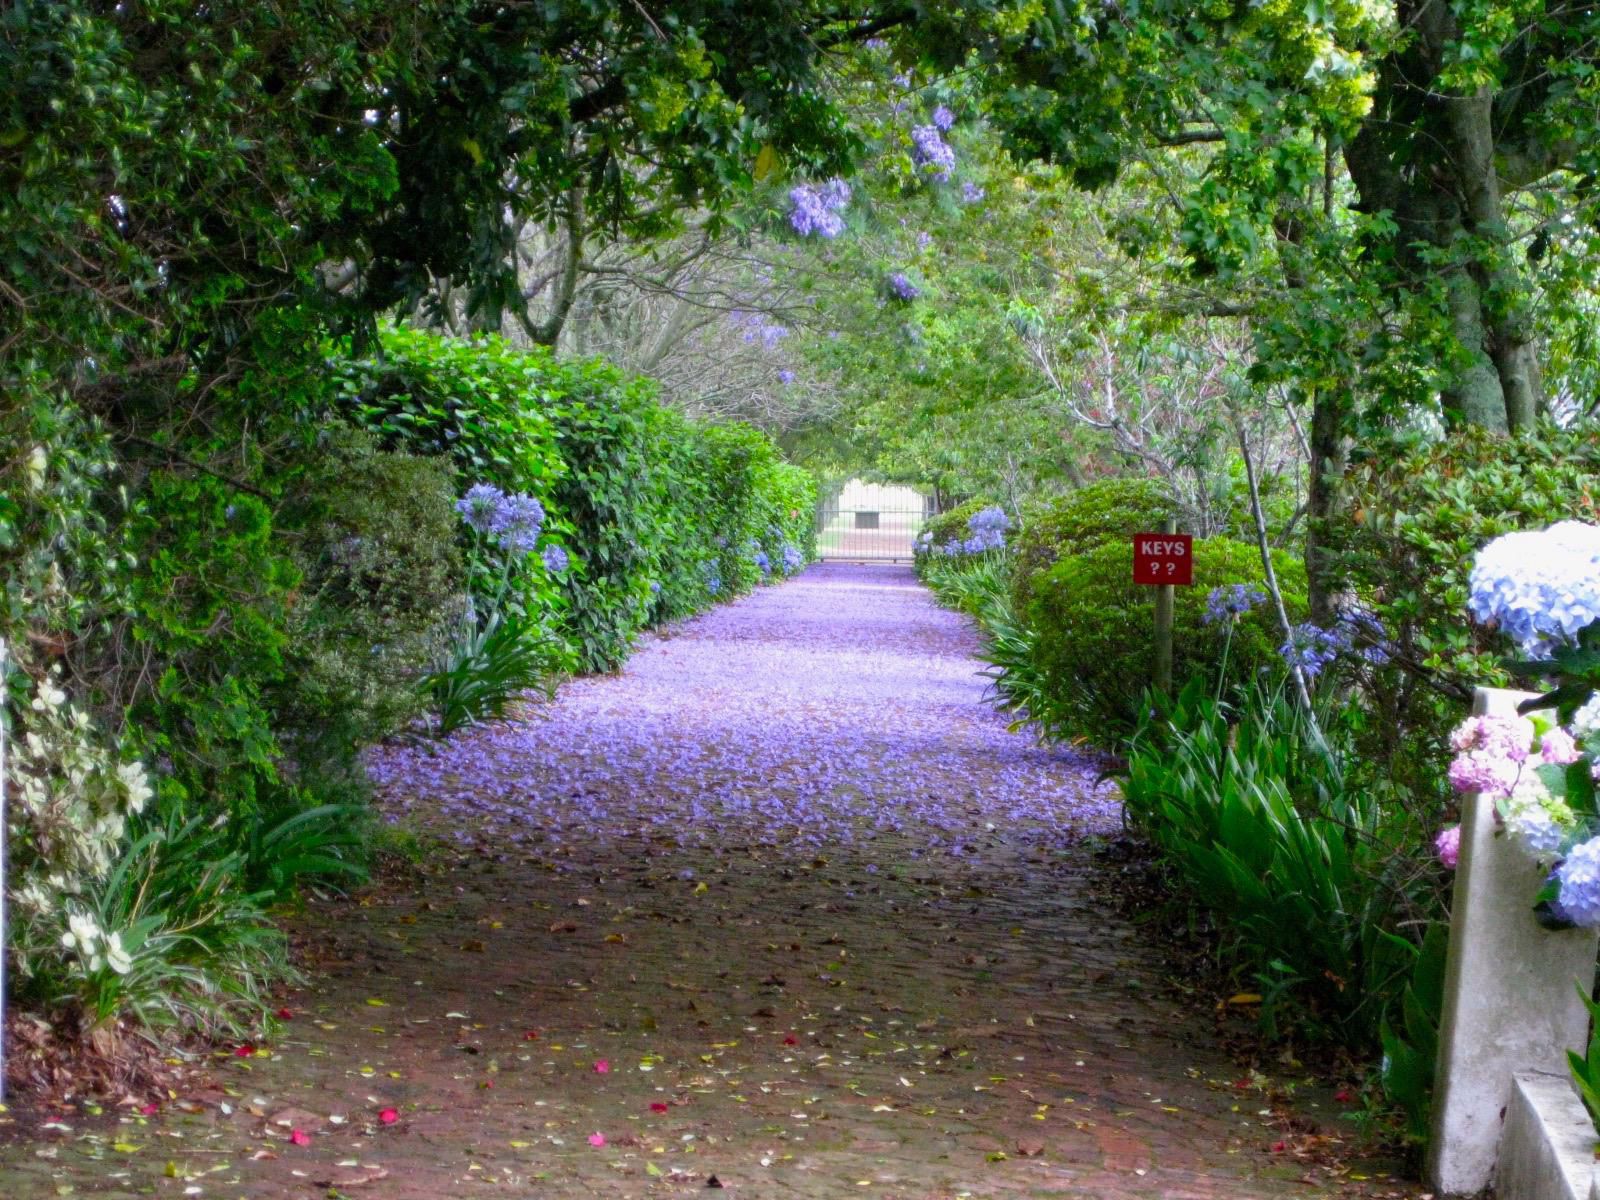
[910,124,956,181]
[1441,520,1600,927]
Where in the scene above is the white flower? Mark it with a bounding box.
[104,932,133,975]
[1573,694,1600,739]
[1503,772,1576,859]
[117,761,152,814]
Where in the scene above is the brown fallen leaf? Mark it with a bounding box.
[1015,1139,1045,1157]
[314,1165,390,1188]
[460,939,487,953]
[549,921,578,933]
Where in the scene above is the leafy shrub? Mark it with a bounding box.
[1327,424,1600,800]
[917,497,997,558]
[1027,536,1306,742]
[123,474,298,822]
[1011,478,1176,614]
[278,424,467,749]
[1122,679,1423,1044]
[421,610,562,735]
[57,799,294,1038]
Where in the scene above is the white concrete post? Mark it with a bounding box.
[1428,687,1600,1196]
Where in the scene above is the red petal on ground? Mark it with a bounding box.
[649,1102,669,1114]
[290,1130,311,1147]
[379,1107,399,1124]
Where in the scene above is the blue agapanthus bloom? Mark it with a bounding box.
[1336,608,1393,665]
[1202,584,1266,625]
[1468,521,1600,657]
[1279,622,1350,680]
[704,562,722,595]
[1556,836,1600,927]
[649,579,662,595]
[456,483,506,535]
[888,271,921,301]
[491,493,545,554]
[961,505,1010,552]
[754,550,771,574]
[931,104,955,131]
[541,545,569,573]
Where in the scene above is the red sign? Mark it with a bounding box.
[1133,533,1193,585]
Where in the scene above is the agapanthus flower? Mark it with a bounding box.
[931,104,955,131]
[1278,622,1349,680]
[1467,521,1600,656]
[1556,836,1600,926]
[1435,825,1461,869]
[492,493,546,554]
[778,369,795,385]
[457,483,506,535]
[1335,608,1393,665]
[961,181,986,204]
[1202,584,1265,625]
[910,125,956,181]
[542,545,569,573]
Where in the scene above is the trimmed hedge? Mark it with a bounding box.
[1027,536,1306,742]
[332,328,816,671]
[1011,479,1176,615]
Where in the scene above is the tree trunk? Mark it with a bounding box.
[1304,386,1348,625]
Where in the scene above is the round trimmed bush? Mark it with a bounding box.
[1012,479,1176,615]
[1026,536,1306,743]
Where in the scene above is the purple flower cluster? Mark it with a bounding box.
[910,125,956,182]
[456,483,546,555]
[962,181,986,204]
[788,178,852,239]
[931,105,955,132]
[730,310,790,349]
[1557,836,1600,925]
[1468,521,1600,657]
[1277,622,1346,681]
[542,545,569,574]
[1202,584,1265,625]
[888,271,921,301]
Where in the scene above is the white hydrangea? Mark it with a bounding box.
[1502,772,1576,859]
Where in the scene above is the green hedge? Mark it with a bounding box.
[1011,479,1175,615]
[332,327,816,671]
[1027,536,1306,742]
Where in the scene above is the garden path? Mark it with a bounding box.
[1,564,1411,1199]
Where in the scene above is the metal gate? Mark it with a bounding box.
[815,490,930,562]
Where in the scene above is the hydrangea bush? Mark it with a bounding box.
[1441,521,1600,928]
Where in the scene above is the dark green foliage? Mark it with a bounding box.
[1027,537,1306,743]
[421,611,562,736]
[124,475,298,821]
[1011,479,1176,614]
[279,425,467,749]
[1328,424,1600,799]
[1123,680,1426,1044]
[1380,923,1449,1141]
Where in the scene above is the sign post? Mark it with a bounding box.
[1132,524,1192,695]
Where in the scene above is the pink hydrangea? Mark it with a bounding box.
[1447,750,1521,798]
[1435,825,1461,869]
[1539,726,1582,766]
[1449,715,1534,762]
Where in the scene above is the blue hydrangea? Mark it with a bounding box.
[1203,584,1266,625]
[931,104,955,131]
[754,549,771,575]
[888,271,920,301]
[1468,522,1600,657]
[910,125,955,181]
[782,544,804,573]
[1557,835,1600,926]
[1279,622,1350,680]
[456,483,506,535]
[788,178,851,238]
[541,545,568,573]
